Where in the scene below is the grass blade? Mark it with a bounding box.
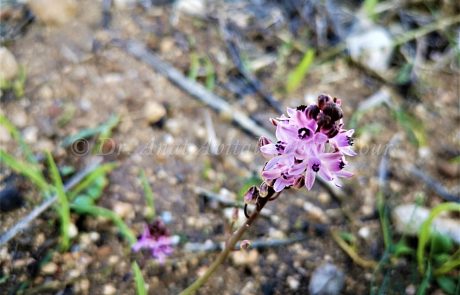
[0,114,36,164]
[0,149,49,193]
[417,202,460,273]
[132,261,147,295]
[46,152,71,251]
[286,48,315,93]
[140,169,155,221]
[68,162,118,200]
[70,203,136,245]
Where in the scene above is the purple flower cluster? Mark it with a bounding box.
[259,94,356,192]
[132,220,174,263]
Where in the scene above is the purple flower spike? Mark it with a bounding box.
[132,220,174,263]
[259,94,356,192]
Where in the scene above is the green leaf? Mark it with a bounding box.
[363,0,379,21]
[394,240,414,257]
[204,56,215,91]
[140,169,155,221]
[132,262,147,295]
[286,48,315,93]
[47,152,71,252]
[436,276,457,295]
[0,114,36,163]
[69,203,136,245]
[68,162,117,200]
[61,115,119,148]
[417,203,460,273]
[431,233,453,255]
[187,53,200,81]
[0,150,48,193]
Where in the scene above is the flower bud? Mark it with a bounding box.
[244,186,259,204]
[258,136,271,148]
[240,240,252,250]
[259,182,270,198]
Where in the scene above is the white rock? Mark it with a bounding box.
[392,204,460,244]
[28,0,77,26]
[347,26,393,74]
[113,0,136,9]
[175,0,206,17]
[0,47,19,81]
[358,226,371,240]
[309,263,345,295]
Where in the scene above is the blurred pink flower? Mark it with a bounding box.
[132,220,174,264]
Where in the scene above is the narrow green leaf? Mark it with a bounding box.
[436,276,457,295]
[187,53,200,81]
[0,150,48,192]
[69,203,136,245]
[140,169,155,221]
[286,48,315,93]
[0,114,36,163]
[132,262,147,295]
[417,203,460,273]
[204,56,215,91]
[68,162,117,200]
[47,152,71,252]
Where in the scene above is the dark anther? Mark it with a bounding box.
[275,141,285,153]
[281,172,288,180]
[312,163,320,172]
[339,160,345,169]
[296,105,307,111]
[298,128,311,139]
[347,136,354,146]
[244,204,251,219]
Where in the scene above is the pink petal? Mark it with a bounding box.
[305,170,316,190]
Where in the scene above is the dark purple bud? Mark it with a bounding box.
[318,94,332,110]
[305,105,320,120]
[322,103,343,122]
[244,186,259,204]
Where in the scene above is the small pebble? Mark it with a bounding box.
[287,276,300,290]
[113,201,134,220]
[68,223,78,238]
[103,284,117,295]
[144,101,166,125]
[308,263,345,295]
[41,262,58,275]
[0,47,19,81]
[358,227,371,240]
[231,249,259,266]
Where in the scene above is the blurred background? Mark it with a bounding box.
[0,0,459,294]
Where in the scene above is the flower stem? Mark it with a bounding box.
[179,188,276,295]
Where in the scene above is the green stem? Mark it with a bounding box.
[179,189,274,295]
